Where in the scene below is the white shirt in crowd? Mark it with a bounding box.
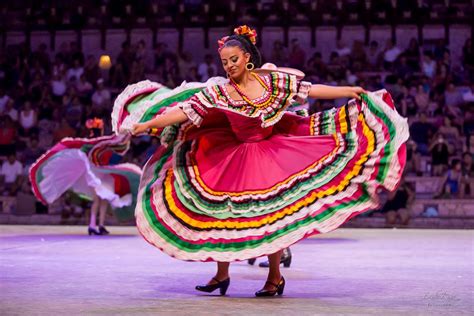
[384,47,401,63]
[422,60,436,78]
[1,160,23,184]
[67,67,84,82]
[51,79,67,96]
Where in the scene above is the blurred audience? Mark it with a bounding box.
[0,29,473,218]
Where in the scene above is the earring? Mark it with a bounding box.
[246,62,255,71]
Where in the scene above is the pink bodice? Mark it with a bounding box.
[224,111,274,143]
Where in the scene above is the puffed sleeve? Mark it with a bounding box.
[177,89,213,127]
[272,72,312,104]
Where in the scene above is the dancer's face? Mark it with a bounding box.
[219,46,250,80]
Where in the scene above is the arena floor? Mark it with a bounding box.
[0,226,472,315]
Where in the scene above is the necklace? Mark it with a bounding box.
[229,72,275,108]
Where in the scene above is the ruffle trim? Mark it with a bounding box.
[112,77,228,134]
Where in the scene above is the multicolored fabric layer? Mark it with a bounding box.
[132,85,409,261]
[111,77,228,135]
[29,135,142,221]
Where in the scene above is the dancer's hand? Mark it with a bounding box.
[347,87,367,100]
[132,122,149,135]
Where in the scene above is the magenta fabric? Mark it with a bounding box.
[193,111,335,192]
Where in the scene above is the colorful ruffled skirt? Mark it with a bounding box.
[29,135,142,221]
[113,79,409,261]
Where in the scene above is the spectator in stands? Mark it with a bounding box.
[135,40,151,71]
[28,72,45,103]
[306,52,327,80]
[2,99,18,122]
[198,54,218,82]
[421,51,436,79]
[76,74,93,101]
[270,40,288,67]
[117,41,135,81]
[19,100,38,137]
[380,177,415,227]
[154,42,169,71]
[0,116,17,156]
[288,38,306,69]
[51,72,67,102]
[21,137,42,167]
[53,118,76,143]
[366,40,382,70]
[395,55,413,80]
[350,40,366,72]
[84,55,100,86]
[382,39,401,71]
[55,42,71,66]
[0,152,23,196]
[130,59,146,84]
[66,59,84,82]
[400,86,417,117]
[91,79,111,114]
[414,85,430,114]
[0,87,11,113]
[327,52,344,80]
[185,66,200,82]
[410,112,434,155]
[335,40,351,58]
[433,39,447,62]
[31,43,51,76]
[438,116,461,152]
[404,38,420,72]
[406,139,422,176]
[70,42,84,66]
[52,55,67,80]
[177,51,196,80]
[460,152,474,198]
[444,83,464,115]
[435,159,462,199]
[430,133,450,176]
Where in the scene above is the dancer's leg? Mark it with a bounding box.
[98,199,108,227]
[208,262,230,284]
[263,250,282,290]
[89,195,99,228]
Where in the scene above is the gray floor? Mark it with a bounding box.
[0,225,472,315]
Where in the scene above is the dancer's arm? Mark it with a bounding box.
[308,85,366,100]
[131,107,188,135]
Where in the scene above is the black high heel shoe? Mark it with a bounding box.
[259,248,292,268]
[88,227,101,235]
[195,277,230,296]
[255,277,285,297]
[98,225,110,235]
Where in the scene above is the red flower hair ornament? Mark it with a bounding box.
[85,118,104,130]
[218,25,258,51]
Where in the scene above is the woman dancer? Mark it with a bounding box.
[115,26,408,296]
[29,118,142,235]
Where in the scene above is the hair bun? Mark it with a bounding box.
[233,25,257,45]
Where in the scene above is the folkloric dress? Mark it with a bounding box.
[29,134,142,221]
[112,72,409,261]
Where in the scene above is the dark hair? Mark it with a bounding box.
[90,128,102,138]
[221,35,262,68]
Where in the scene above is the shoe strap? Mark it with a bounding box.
[265,277,283,289]
[212,277,228,284]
